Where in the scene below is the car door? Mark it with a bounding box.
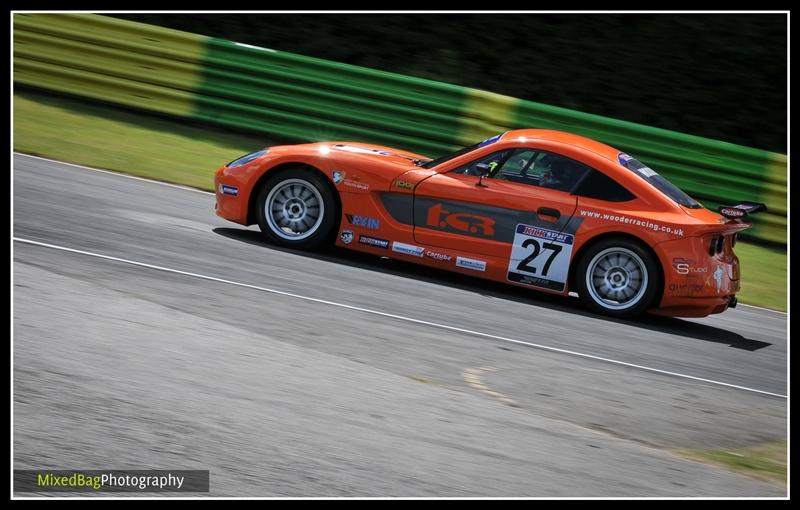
[413,148,589,291]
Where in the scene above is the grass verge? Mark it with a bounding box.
[673,439,787,486]
[733,242,787,312]
[13,90,271,191]
[13,90,787,311]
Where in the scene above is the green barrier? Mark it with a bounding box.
[13,13,786,244]
[194,38,468,155]
[14,13,207,117]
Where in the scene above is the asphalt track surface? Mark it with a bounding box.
[13,154,787,496]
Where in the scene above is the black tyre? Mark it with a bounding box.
[255,168,337,249]
[574,237,660,318]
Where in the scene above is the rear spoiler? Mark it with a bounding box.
[718,202,768,219]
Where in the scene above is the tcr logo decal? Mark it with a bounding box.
[426,203,496,237]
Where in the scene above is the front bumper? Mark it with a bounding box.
[214,166,249,225]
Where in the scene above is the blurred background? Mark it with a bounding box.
[116,13,787,152]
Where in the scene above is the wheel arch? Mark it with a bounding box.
[569,231,665,304]
[247,162,341,227]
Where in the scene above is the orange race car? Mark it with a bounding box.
[214,129,766,318]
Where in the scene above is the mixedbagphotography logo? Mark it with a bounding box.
[14,470,210,493]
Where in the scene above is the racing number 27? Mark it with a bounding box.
[516,239,562,276]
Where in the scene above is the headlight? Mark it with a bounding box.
[226,148,268,168]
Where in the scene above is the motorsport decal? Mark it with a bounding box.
[579,209,684,236]
[393,179,414,190]
[333,145,392,156]
[717,202,767,219]
[340,230,354,244]
[618,153,634,166]
[478,133,505,147]
[377,194,582,243]
[713,265,724,292]
[672,258,708,275]
[456,256,486,272]
[331,170,369,191]
[345,214,380,230]
[668,282,705,296]
[359,235,389,248]
[507,224,575,292]
[331,144,420,162]
[426,203,496,238]
[377,194,584,245]
[391,242,425,257]
[424,250,452,262]
[219,184,239,196]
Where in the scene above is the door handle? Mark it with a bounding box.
[537,207,561,220]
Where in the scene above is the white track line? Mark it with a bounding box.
[14,152,214,195]
[15,151,788,317]
[14,237,787,399]
[739,303,789,315]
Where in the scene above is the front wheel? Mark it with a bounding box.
[255,168,337,249]
[574,238,660,318]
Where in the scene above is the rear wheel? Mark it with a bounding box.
[255,169,337,249]
[575,237,660,318]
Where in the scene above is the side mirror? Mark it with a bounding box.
[474,163,491,176]
[474,162,491,188]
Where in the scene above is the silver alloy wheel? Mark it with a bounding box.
[585,247,649,310]
[264,178,325,241]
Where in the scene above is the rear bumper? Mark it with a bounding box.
[653,234,741,317]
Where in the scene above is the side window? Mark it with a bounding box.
[493,149,538,181]
[450,148,594,195]
[514,151,591,192]
[450,150,512,176]
[573,170,636,202]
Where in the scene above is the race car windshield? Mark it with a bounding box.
[418,133,506,169]
[619,154,702,209]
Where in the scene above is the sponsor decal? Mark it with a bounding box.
[618,152,634,166]
[358,235,389,248]
[426,203,496,238]
[219,184,239,196]
[333,145,392,156]
[345,214,380,230]
[456,256,487,272]
[636,167,658,178]
[331,170,369,190]
[672,258,709,275]
[668,283,705,296]
[478,133,503,147]
[391,242,425,257]
[340,230,354,245]
[507,224,574,292]
[393,179,414,190]
[718,202,766,219]
[424,250,452,262]
[579,209,684,237]
[719,207,747,218]
[713,265,724,292]
[343,179,369,190]
[382,195,583,243]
